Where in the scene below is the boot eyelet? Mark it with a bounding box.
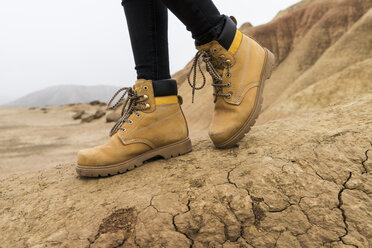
[225,59,231,65]
[226,73,231,78]
[143,94,148,100]
[143,86,148,90]
[145,103,151,109]
[128,120,133,124]
[226,82,231,87]
[136,113,141,118]
[226,93,232,99]
[120,128,126,132]
[212,48,217,53]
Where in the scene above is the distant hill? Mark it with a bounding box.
[0,94,17,106]
[4,85,121,107]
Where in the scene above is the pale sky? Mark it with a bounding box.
[0,0,299,104]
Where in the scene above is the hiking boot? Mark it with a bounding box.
[188,17,275,148]
[76,79,191,177]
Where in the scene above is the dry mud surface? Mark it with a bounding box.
[1,95,371,248]
[1,0,372,247]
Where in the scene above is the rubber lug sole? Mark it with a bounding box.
[214,48,276,149]
[76,138,192,178]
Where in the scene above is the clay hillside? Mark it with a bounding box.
[0,0,372,247]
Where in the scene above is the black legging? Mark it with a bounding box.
[122,0,228,81]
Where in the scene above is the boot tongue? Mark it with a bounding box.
[196,42,215,52]
[196,42,225,70]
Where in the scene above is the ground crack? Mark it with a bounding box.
[225,164,255,244]
[225,163,265,227]
[148,195,168,214]
[274,231,284,248]
[227,166,238,188]
[226,201,244,242]
[150,196,195,247]
[172,200,194,248]
[336,172,359,248]
[361,142,371,174]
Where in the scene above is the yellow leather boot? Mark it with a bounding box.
[76,79,191,177]
[189,17,275,148]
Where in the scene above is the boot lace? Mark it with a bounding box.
[107,87,149,136]
[187,49,232,102]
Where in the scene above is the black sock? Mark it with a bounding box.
[216,16,237,51]
[195,16,237,50]
[152,79,178,96]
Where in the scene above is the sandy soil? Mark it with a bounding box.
[0,105,110,175]
[0,0,371,247]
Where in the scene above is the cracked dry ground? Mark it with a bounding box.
[1,95,371,248]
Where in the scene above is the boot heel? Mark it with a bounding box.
[158,138,192,159]
[264,49,276,79]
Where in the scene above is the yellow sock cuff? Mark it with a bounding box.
[155,95,179,105]
[228,30,243,55]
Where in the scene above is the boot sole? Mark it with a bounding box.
[215,48,276,149]
[76,138,192,177]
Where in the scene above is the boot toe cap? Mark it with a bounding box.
[209,130,228,147]
[209,123,239,147]
[77,148,103,167]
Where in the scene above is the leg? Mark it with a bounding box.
[76,0,190,177]
[161,0,276,148]
[160,0,235,49]
[122,0,170,81]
